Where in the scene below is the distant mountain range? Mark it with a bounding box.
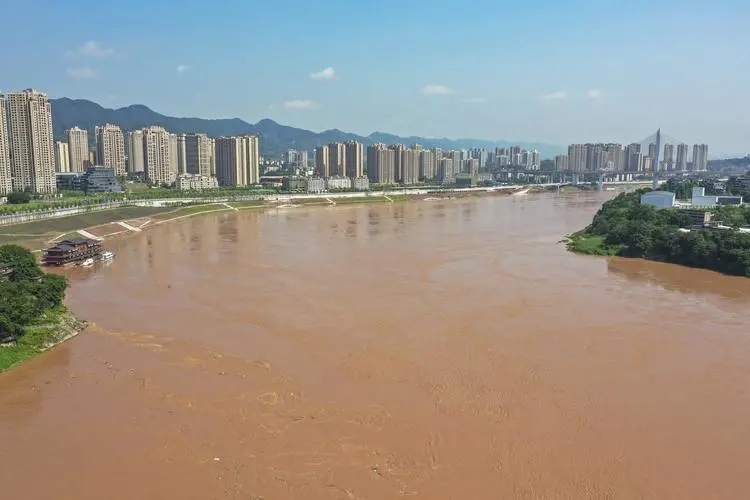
[49,98,566,159]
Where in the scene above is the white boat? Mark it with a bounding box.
[80,258,95,267]
[100,251,114,262]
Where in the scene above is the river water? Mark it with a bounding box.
[2,192,750,499]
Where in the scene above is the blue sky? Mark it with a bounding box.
[2,0,750,154]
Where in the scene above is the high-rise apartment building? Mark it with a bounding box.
[344,141,364,179]
[419,149,436,180]
[0,96,11,195]
[95,124,126,176]
[624,143,641,171]
[54,141,70,173]
[662,143,674,171]
[185,133,212,177]
[5,89,56,193]
[214,135,259,187]
[176,134,188,174]
[210,138,216,176]
[647,143,657,160]
[315,146,330,177]
[366,143,395,185]
[327,142,346,177]
[438,158,455,182]
[568,144,586,172]
[554,154,569,171]
[168,133,178,177]
[142,126,173,186]
[603,143,625,171]
[675,144,688,171]
[67,126,89,173]
[127,130,145,173]
[692,144,708,171]
[401,148,420,185]
[390,144,406,182]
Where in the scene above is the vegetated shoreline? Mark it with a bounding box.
[565,190,750,277]
[0,306,87,373]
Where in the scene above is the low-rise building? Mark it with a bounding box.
[455,173,476,187]
[691,187,743,208]
[326,176,352,191]
[476,172,494,183]
[56,172,85,191]
[282,176,307,192]
[83,166,123,193]
[640,191,676,209]
[307,177,325,193]
[176,174,219,191]
[353,176,370,191]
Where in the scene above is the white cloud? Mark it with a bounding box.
[176,64,191,73]
[66,67,98,79]
[539,91,567,101]
[461,97,487,104]
[587,89,602,99]
[310,67,335,80]
[422,84,454,95]
[283,100,317,110]
[66,41,114,59]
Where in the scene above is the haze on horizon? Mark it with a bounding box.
[1,0,749,155]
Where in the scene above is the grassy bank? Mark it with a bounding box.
[0,206,174,249]
[566,233,622,256]
[0,306,86,372]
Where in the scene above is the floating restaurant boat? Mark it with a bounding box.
[43,237,103,267]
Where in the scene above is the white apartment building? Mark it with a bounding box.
[168,133,178,178]
[176,173,218,191]
[307,177,325,193]
[54,141,70,173]
[95,124,126,176]
[0,96,12,195]
[214,135,260,187]
[67,126,89,173]
[401,148,420,185]
[143,126,174,186]
[326,175,352,190]
[353,176,370,191]
[4,89,56,193]
[127,130,145,173]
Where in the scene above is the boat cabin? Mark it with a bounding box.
[43,237,103,266]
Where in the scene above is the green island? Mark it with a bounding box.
[0,245,83,372]
[567,189,750,277]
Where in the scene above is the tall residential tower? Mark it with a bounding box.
[4,89,56,193]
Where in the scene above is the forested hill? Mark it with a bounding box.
[49,98,564,158]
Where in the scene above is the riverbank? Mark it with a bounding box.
[0,305,87,372]
[567,190,750,277]
[0,189,527,251]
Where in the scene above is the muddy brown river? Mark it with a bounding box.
[2,192,750,499]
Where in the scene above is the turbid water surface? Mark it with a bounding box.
[2,192,750,499]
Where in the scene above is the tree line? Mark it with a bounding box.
[0,245,68,339]
[574,189,750,277]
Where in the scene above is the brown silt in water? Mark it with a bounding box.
[2,192,750,499]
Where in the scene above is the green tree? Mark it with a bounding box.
[0,245,42,281]
[6,191,31,204]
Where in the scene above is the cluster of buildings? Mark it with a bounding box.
[0,88,261,196]
[305,143,537,187]
[554,142,709,174]
[58,125,259,190]
[641,186,743,210]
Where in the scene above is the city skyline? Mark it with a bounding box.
[1,0,748,155]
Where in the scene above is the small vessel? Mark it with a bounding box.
[100,251,114,262]
[80,258,95,267]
